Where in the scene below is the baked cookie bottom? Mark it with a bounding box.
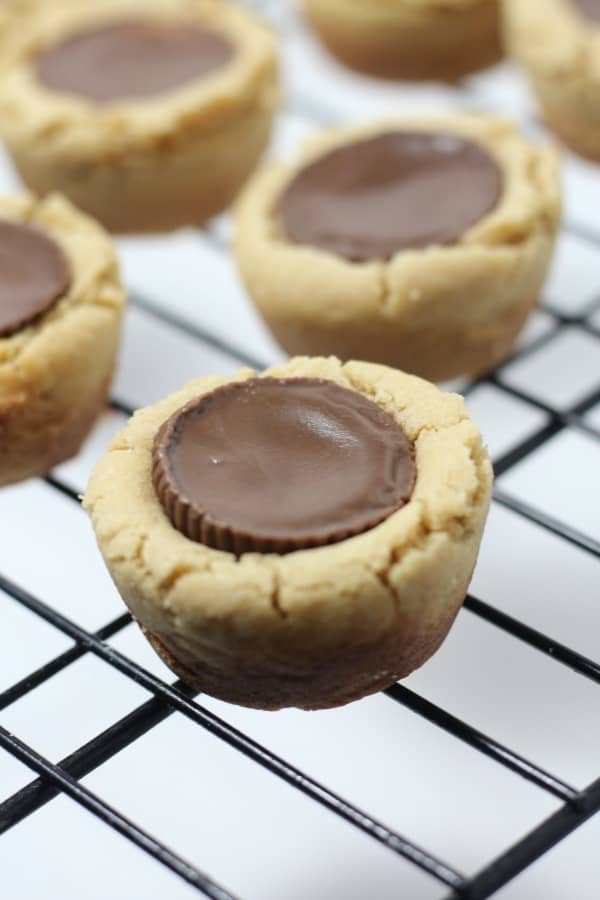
[0,344,117,487]
[543,114,600,163]
[85,356,493,711]
[9,83,277,234]
[0,0,279,233]
[260,294,539,385]
[143,600,465,710]
[303,0,501,81]
[0,193,125,486]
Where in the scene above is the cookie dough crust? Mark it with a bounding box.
[235,115,561,383]
[85,356,493,710]
[0,0,43,72]
[303,0,502,81]
[0,0,279,232]
[0,192,125,485]
[504,0,600,160]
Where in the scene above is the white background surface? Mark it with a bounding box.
[1,2,599,898]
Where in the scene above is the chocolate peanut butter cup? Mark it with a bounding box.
[571,0,600,21]
[86,358,494,710]
[505,0,600,162]
[0,219,70,337]
[236,117,559,382]
[152,377,416,555]
[0,193,125,488]
[0,2,277,233]
[279,131,502,262]
[36,19,234,103]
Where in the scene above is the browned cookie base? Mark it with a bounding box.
[0,378,109,486]
[11,98,275,234]
[304,0,502,82]
[0,353,117,487]
[143,599,463,711]
[542,108,600,164]
[262,294,539,385]
[85,357,493,713]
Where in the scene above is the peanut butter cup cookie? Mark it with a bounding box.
[85,356,493,711]
[0,192,124,486]
[235,115,561,383]
[0,0,278,232]
[504,0,600,161]
[302,0,502,81]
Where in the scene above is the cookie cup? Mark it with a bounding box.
[303,0,502,81]
[84,356,493,711]
[0,0,278,233]
[235,115,561,384]
[504,0,600,161]
[0,192,124,486]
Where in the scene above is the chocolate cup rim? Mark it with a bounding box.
[34,18,237,107]
[0,219,71,338]
[277,128,504,263]
[152,376,416,556]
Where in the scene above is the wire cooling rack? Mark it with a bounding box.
[1,2,600,898]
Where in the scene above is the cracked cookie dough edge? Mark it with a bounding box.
[83,356,493,669]
[234,115,561,331]
[0,0,279,159]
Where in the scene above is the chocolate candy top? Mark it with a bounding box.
[279,131,503,262]
[36,19,234,104]
[152,377,416,555]
[0,220,70,338]
[571,0,600,21]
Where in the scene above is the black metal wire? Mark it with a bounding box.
[42,474,83,504]
[445,778,600,900]
[1,251,599,900]
[491,420,564,478]
[464,596,600,686]
[492,490,600,559]
[129,290,271,373]
[0,574,466,890]
[0,727,240,900]
[0,679,195,834]
[385,685,580,804]
[0,614,131,712]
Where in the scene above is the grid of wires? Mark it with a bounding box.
[1,2,599,898]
